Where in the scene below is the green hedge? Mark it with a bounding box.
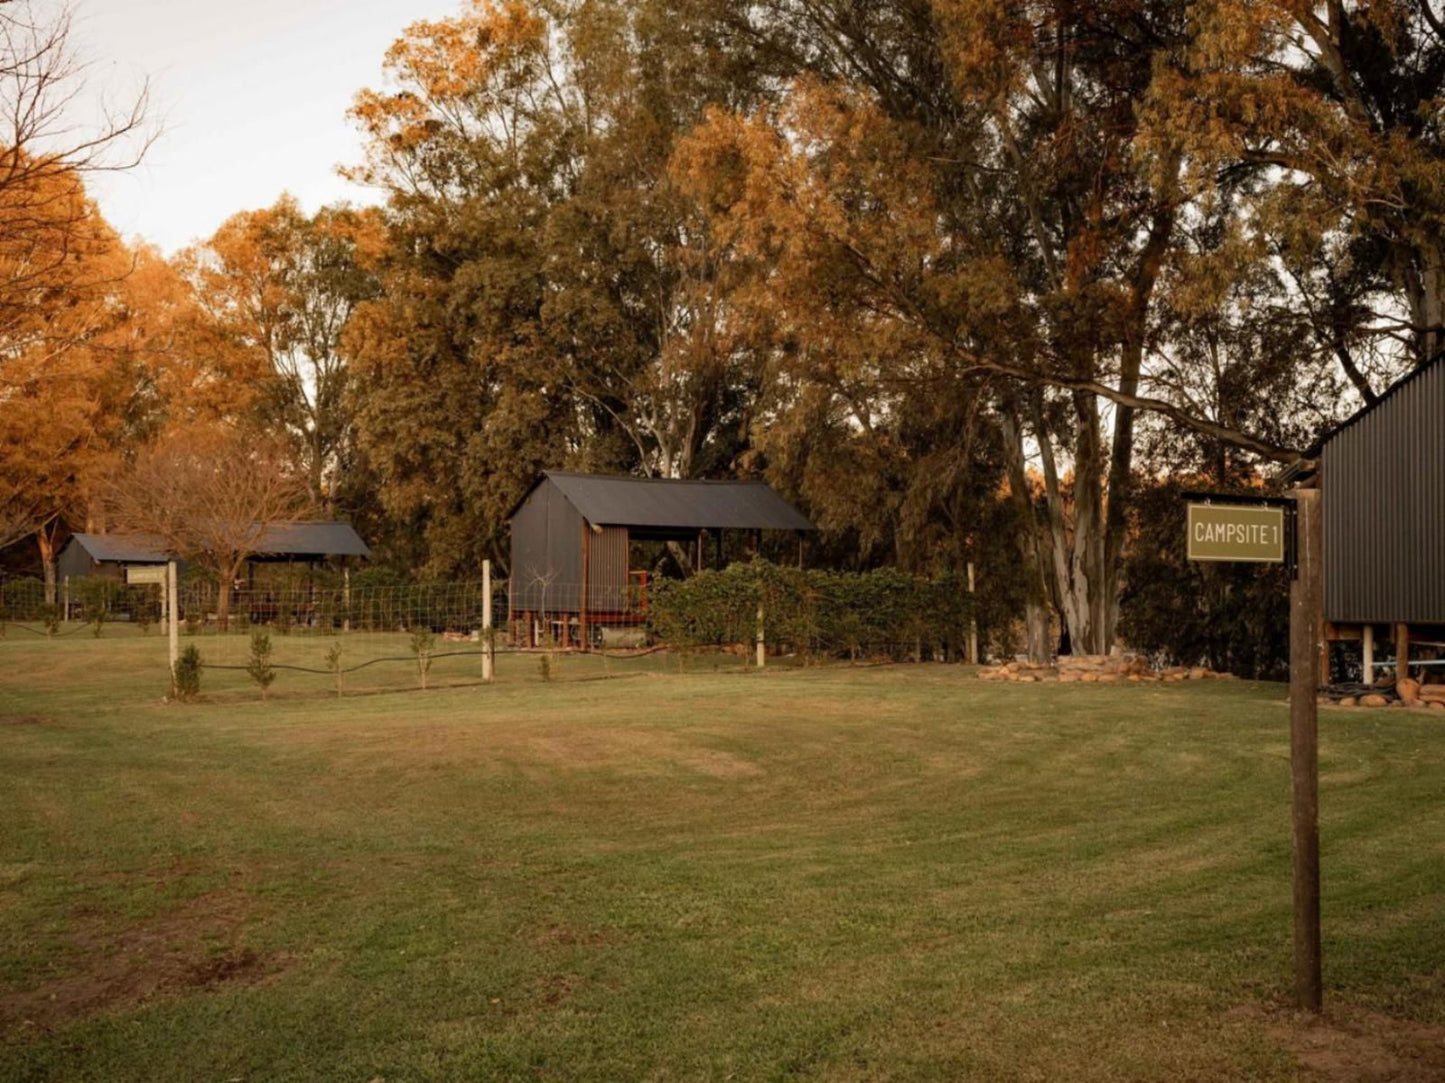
[647,561,974,662]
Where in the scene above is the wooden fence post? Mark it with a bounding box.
[167,560,180,695]
[966,561,979,665]
[1362,624,1374,684]
[755,597,765,669]
[1289,487,1323,1013]
[482,559,495,683]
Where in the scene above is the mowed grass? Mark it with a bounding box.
[1,632,1443,1080]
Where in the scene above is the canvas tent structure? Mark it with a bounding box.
[507,471,814,648]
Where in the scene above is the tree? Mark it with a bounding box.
[183,197,384,505]
[0,0,153,595]
[104,425,313,627]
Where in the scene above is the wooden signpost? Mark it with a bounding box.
[1186,492,1323,1013]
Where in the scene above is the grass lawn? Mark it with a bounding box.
[1,631,1443,1080]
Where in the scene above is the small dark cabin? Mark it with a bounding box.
[1317,355,1445,680]
[58,521,372,583]
[508,471,814,647]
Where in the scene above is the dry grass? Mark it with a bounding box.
[1,631,1443,1080]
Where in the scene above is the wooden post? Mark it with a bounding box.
[342,563,351,632]
[62,575,69,623]
[167,559,180,695]
[1362,624,1374,685]
[482,559,494,682]
[755,597,765,669]
[1289,487,1323,1013]
[966,561,979,665]
[1395,622,1410,687]
[580,525,590,652]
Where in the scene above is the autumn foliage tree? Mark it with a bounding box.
[104,425,313,627]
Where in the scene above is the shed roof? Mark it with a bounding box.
[66,533,170,563]
[526,471,815,531]
[65,521,371,563]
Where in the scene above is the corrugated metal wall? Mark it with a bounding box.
[586,526,630,612]
[509,478,583,613]
[1323,361,1445,624]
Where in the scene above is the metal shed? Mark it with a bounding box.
[1317,356,1445,680]
[507,471,814,647]
[57,521,371,581]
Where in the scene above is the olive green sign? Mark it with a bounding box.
[1186,503,1286,563]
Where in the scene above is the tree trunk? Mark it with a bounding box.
[1406,236,1445,367]
[37,521,59,607]
[1000,408,1054,664]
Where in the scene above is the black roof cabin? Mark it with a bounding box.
[507,471,814,646]
[1310,355,1445,681]
[57,521,371,583]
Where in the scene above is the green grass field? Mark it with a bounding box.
[2,630,1443,1080]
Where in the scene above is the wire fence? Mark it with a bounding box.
[1,565,979,701]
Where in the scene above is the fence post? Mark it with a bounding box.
[966,561,979,665]
[482,559,495,683]
[62,575,70,623]
[1362,624,1374,684]
[167,560,180,694]
[755,597,765,669]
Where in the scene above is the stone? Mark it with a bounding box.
[1098,673,1120,683]
[1431,701,1445,711]
[1338,696,1357,707]
[1360,694,1390,707]
[1397,677,1421,705]
[1081,673,1099,683]
[1127,674,1142,683]
[1188,667,1209,680]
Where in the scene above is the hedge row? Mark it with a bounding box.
[647,562,975,661]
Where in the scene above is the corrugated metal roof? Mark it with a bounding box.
[534,471,815,530]
[254,521,372,558]
[67,533,170,563]
[66,521,371,563]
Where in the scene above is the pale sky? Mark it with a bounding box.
[70,0,461,254]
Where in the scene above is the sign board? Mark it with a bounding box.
[1186,503,1286,563]
[125,565,167,585]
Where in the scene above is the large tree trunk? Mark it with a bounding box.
[1000,408,1054,664]
[1406,236,1445,367]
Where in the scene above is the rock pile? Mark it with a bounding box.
[976,654,1234,684]
[1321,677,1445,709]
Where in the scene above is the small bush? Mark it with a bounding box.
[173,646,203,701]
[410,628,435,690]
[538,653,553,682]
[246,630,276,700]
[324,641,343,698]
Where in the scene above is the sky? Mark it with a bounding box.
[70,0,460,254]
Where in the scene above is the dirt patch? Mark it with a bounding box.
[0,715,54,727]
[0,888,283,1036]
[1248,1004,1445,1081]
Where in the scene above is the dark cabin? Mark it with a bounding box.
[1316,355,1445,681]
[507,471,814,647]
[58,521,371,583]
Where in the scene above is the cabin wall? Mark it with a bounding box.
[586,526,630,612]
[509,478,583,613]
[1323,361,1445,624]
[56,544,97,583]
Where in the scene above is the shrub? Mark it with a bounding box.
[647,561,977,663]
[410,628,435,690]
[173,646,203,700]
[324,641,344,697]
[246,630,276,700]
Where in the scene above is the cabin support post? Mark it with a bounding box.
[1362,624,1374,684]
[1395,622,1410,687]
[1289,487,1323,1013]
[580,524,590,652]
